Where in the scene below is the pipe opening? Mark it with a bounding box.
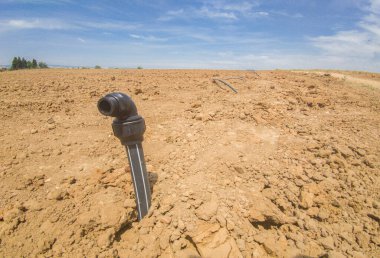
[98,99,113,115]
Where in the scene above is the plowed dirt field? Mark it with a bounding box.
[0,69,379,257]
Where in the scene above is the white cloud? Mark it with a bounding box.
[129,34,167,42]
[158,0,266,21]
[254,11,269,17]
[79,21,139,30]
[270,10,303,18]
[209,1,257,13]
[368,0,380,13]
[310,0,380,70]
[129,34,141,39]
[1,19,70,30]
[158,1,302,22]
[167,9,185,16]
[199,6,237,20]
[0,18,139,32]
[77,37,85,43]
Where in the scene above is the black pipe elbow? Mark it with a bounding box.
[98,92,145,145]
[98,92,138,120]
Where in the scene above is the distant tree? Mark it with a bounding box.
[17,57,21,69]
[94,65,101,69]
[11,57,18,70]
[32,59,37,68]
[11,57,48,70]
[21,58,27,69]
[137,66,143,69]
[38,62,48,69]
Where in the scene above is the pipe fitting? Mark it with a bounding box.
[98,92,145,146]
[98,92,151,220]
[98,92,138,119]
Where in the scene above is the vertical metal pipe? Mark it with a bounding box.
[125,143,151,220]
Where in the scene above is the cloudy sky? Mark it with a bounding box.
[0,0,379,71]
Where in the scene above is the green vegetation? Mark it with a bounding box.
[38,62,48,68]
[10,57,48,70]
[137,66,143,69]
[94,65,101,69]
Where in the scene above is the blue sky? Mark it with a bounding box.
[0,0,379,71]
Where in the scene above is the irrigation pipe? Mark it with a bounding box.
[98,92,151,221]
[212,78,239,94]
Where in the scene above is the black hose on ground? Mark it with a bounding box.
[212,78,238,93]
[97,92,151,220]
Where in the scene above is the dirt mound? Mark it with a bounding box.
[0,69,379,257]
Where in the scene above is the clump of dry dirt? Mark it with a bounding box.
[0,69,379,257]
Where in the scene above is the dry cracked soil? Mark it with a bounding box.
[0,69,379,257]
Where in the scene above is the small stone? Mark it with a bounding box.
[337,146,353,158]
[134,88,143,95]
[47,189,68,201]
[61,176,76,184]
[37,238,56,254]
[97,228,115,248]
[31,129,38,134]
[331,199,340,207]
[4,208,23,222]
[355,148,366,156]
[371,235,380,245]
[327,251,345,258]
[216,214,226,227]
[160,203,174,214]
[195,199,218,221]
[160,216,172,224]
[236,239,246,251]
[233,166,244,174]
[192,199,203,208]
[364,155,376,168]
[317,208,330,220]
[262,238,277,254]
[178,219,186,231]
[311,174,324,182]
[123,199,135,208]
[54,149,62,156]
[307,207,319,217]
[47,123,56,130]
[317,149,330,158]
[320,236,334,250]
[47,118,55,124]
[170,230,181,242]
[139,226,149,235]
[160,232,170,250]
[356,231,370,248]
[350,251,366,258]
[191,102,201,108]
[329,156,346,168]
[373,200,380,209]
[172,240,182,252]
[195,113,204,121]
[24,199,43,211]
[226,220,235,231]
[299,190,314,209]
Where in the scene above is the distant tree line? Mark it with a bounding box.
[11,57,48,70]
